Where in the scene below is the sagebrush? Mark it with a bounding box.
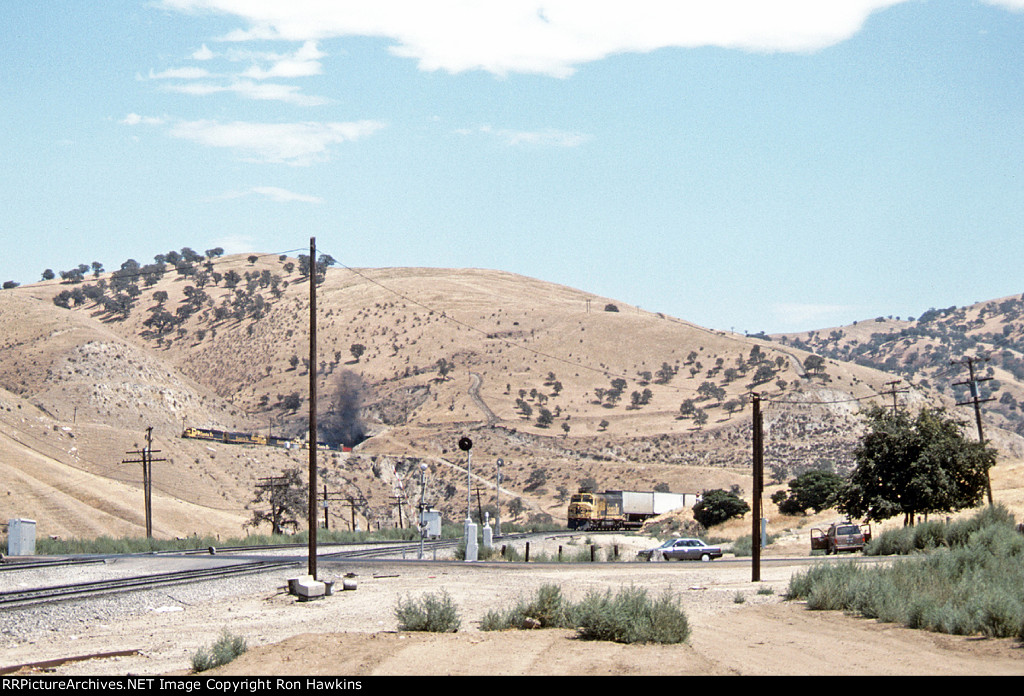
[481,583,690,644]
[191,630,247,673]
[394,590,461,632]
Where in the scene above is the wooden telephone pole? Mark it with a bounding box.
[308,236,318,579]
[881,379,908,414]
[751,393,763,582]
[122,427,165,538]
[953,356,995,506]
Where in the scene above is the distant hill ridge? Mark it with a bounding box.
[2,248,1022,540]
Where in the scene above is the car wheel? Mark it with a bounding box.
[700,554,711,562]
[663,553,671,562]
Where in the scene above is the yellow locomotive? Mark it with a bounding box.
[568,490,692,530]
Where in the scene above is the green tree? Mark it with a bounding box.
[349,343,366,362]
[803,354,826,375]
[772,470,845,515]
[536,408,553,428]
[836,405,996,525]
[247,468,308,535]
[692,489,750,528]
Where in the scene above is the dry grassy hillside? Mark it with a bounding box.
[775,294,1024,440]
[2,253,1022,542]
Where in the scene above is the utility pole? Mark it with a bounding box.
[475,484,486,524]
[122,427,165,538]
[495,458,503,537]
[255,476,289,535]
[881,379,908,414]
[390,493,408,528]
[953,356,995,506]
[308,236,319,579]
[751,393,763,583]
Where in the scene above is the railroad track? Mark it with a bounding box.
[0,532,568,610]
[0,559,294,610]
[0,556,107,572]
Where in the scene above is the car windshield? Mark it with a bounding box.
[658,540,676,548]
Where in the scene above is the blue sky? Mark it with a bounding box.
[3,0,1024,334]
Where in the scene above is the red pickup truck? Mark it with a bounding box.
[811,521,871,555]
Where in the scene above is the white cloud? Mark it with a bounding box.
[167,119,385,165]
[241,41,325,79]
[161,0,911,77]
[983,1,1024,10]
[192,44,216,60]
[210,234,255,255]
[215,186,324,203]
[252,186,323,203]
[121,113,165,126]
[148,67,212,79]
[163,80,331,106]
[467,125,589,147]
[149,40,327,105]
[770,302,859,332]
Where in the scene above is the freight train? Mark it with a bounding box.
[567,490,695,530]
[181,426,349,451]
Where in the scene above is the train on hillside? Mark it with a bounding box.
[181,426,350,452]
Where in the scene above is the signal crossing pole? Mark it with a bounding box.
[952,356,995,506]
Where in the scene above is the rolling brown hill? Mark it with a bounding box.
[775,295,1024,441]
[2,252,1022,543]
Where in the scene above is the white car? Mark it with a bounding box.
[638,538,723,562]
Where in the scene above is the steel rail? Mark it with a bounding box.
[0,559,295,610]
[0,557,107,572]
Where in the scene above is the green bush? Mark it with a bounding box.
[573,587,691,644]
[787,508,1024,639]
[481,584,690,644]
[394,591,461,633]
[693,489,750,528]
[866,504,1018,556]
[480,583,570,631]
[191,630,247,673]
[729,533,778,557]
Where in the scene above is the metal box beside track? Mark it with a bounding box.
[7,518,36,556]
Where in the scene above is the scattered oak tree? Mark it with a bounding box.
[836,405,996,526]
[771,470,846,516]
[247,468,308,535]
[692,489,750,528]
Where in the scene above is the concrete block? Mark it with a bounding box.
[289,575,326,600]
